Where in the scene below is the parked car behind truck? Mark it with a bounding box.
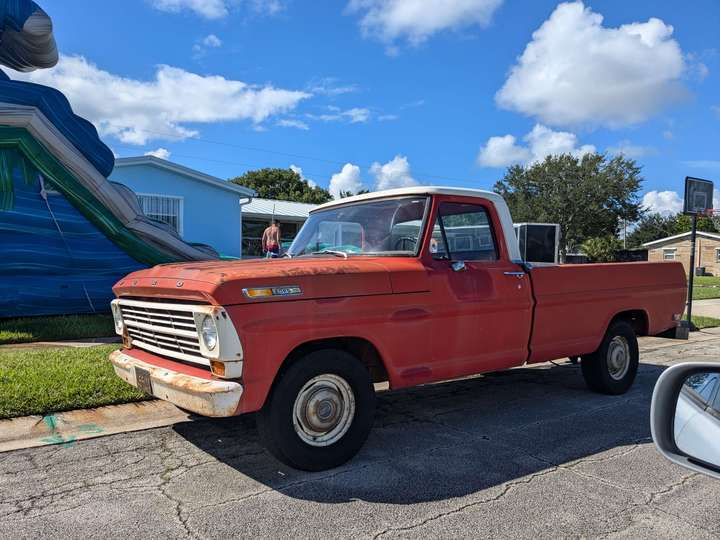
[109,187,687,470]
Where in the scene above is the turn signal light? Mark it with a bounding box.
[243,288,274,298]
[242,286,302,299]
[210,360,225,377]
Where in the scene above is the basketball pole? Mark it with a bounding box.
[686,213,698,332]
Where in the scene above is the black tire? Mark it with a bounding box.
[256,349,376,471]
[581,320,639,395]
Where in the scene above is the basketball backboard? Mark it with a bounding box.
[684,176,714,215]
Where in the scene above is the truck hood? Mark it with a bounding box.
[113,257,394,305]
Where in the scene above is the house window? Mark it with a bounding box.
[662,248,676,261]
[136,194,183,235]
[716,248,720,263]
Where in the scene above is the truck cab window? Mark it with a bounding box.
[432,203,498,261]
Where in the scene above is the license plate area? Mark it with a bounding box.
[135,367,154,395]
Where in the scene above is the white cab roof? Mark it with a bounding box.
[313,186,522,262]
[313,186,506,212]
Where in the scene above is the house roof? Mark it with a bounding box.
[643,230,720,248]
[242,198,317,220]
[114,156,256,198]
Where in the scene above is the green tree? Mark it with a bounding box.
[229,168,332,204]
[494,153,644,257]
[581,235,623,262]
[339,189,370,198]
[671,214,718,235]
[626,213,677,248]
[627,213,719,248]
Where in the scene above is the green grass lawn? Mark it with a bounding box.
[692,276,720,300]
[0,345,149,419]
[0,314,115,345]
[690,315,720,329]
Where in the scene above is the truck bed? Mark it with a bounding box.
[527,262,686,363]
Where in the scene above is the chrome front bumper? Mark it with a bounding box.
[110,349,243,417]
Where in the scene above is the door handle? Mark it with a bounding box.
[503,271,526,278]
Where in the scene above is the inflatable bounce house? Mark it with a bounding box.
[0,1,220,318]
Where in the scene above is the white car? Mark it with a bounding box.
[673,373,720,465]
[652,363,720,479]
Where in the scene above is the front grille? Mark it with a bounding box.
[117,299,209,366]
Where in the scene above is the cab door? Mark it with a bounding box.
[424,197,534,381]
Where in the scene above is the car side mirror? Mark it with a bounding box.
[651,363,720,479]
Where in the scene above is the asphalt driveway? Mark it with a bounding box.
[1,331,720,539]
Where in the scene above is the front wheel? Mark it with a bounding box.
[581,321,639,395]
[256,349,376,471]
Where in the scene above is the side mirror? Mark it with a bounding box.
[651,363,720,479]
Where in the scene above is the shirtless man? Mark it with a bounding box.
[262,220,281,258]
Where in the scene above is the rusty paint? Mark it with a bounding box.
[109,350,242,417]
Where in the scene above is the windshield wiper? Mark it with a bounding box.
[311,249,349,259]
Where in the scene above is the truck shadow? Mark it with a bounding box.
[174,361,668,505]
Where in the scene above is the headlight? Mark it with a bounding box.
[200,315,218,351]
[111,302,123,334]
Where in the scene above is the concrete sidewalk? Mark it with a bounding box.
[692,298,720,319]
[0,401,191,453]
[0,336,120,350]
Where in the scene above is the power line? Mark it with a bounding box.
[112,127,484,185]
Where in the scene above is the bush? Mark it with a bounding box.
[581,236,623,262]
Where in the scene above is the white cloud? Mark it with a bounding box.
[662,130,674,140]
[378,114,399,121]
[370,155,418,190]
[477,124,595,167]
[145,148,171,160]
[202,34,222,48]
[151,0,282,18]
[347,0,504,47]
[151,0,229,19]
[312,106,371,124]
[496,1,686,127]
[277,118,309,130]
[10,55,310,145]
[193,34,223,58]
[329,163,364,198]
[477,135,531,167]
[307,77,359,96]
[607,140,656,158]
[642,190,683,216]
[289,164,317,188]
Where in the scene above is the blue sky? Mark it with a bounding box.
[23,0,720,212]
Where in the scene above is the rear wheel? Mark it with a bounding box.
[257,349,376,471]
[581,321,639,395]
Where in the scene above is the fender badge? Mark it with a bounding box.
[176,281,184,288]
[151,280,158,287]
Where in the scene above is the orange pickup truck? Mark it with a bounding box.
[109,187,687,470]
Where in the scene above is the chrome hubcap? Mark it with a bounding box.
[293,374,355,447]
[607,336,630,380]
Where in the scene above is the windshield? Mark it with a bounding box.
[288,196,429,257]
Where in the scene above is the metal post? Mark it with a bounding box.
[686,214,698,330]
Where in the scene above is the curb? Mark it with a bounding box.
[0,337,121,350]
[0,400,193,453]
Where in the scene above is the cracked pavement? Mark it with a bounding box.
[2,331,720,539]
